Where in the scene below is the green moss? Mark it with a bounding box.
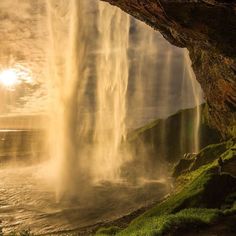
[175,138,236,182]
[127,119,160,142]
[97,208,222,236]
[96,226,121,236]
[189,141,232,171]
[222,192,236,211]
[113,169,235,235]
[117,208,221,236]
[96,140,236,236]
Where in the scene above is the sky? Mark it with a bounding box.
[0,0,47,117]
[0,0,203,129]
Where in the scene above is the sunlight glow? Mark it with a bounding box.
[0,69,19,87]
[0,65,34,89]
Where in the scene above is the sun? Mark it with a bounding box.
[0,69,19,87]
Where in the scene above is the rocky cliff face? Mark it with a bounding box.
[102,0,236,138]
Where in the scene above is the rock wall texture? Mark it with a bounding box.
[101,0,236,138]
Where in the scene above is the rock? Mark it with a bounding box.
[222,156,236,177]
[189,141,230,171]
[172,156,196,178]
[199,173,236,208]
[173,138,236,177]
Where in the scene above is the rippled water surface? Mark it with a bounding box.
[0,164,169,235]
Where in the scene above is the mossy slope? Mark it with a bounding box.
[96,139,236,236]
[128,105,221,163]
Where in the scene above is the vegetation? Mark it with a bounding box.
[96,226,121,236]
[126,105,221,163]
[96,139,236,235]
[116,208,222,236]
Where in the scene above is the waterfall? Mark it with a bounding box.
[183,49,203,153]
[46,0,130,198]
[46,0,90,198]
[46,0,203,200]
[128,21,172,162]
[93,3,130,183]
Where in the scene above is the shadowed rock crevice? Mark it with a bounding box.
[101,0,236,137]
